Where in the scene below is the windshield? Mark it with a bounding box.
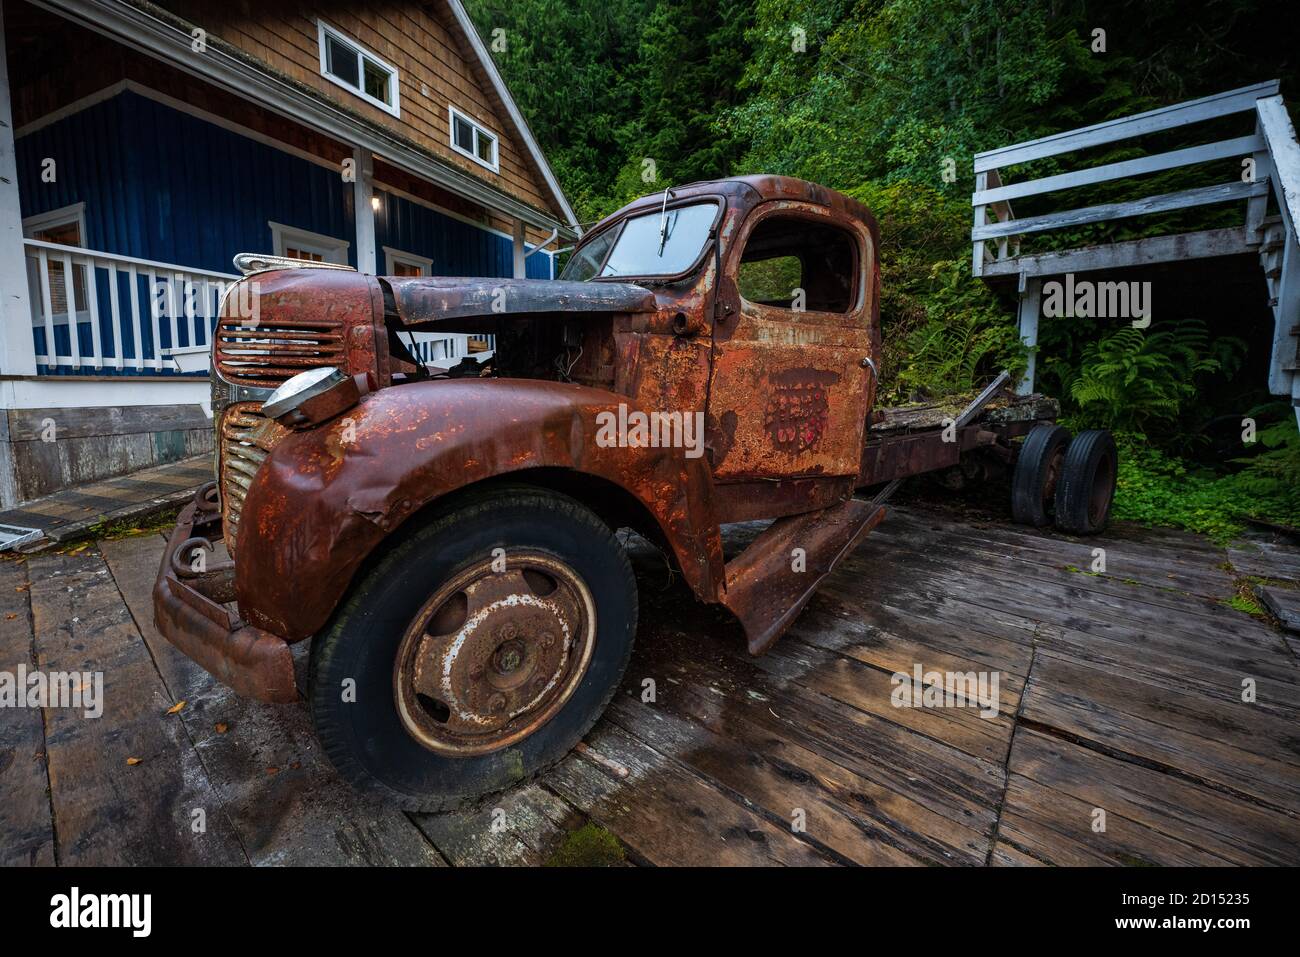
[561,202,717,280]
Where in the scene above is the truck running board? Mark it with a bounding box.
[721,498,886,655]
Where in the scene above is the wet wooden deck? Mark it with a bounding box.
[3,503,1299,866]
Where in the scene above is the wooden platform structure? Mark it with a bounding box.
[972,81,1300,423]
[3,503,1298,867]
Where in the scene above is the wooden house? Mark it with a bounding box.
[0,0,576,505]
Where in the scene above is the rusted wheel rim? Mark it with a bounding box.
[394,550,596,756]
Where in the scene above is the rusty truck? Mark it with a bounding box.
[153,176,1116,809]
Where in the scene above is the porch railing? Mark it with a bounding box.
[971,80,1280,278]
[24,239,237,374]
[23,240,490,375]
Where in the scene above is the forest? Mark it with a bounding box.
[466,0,1300,540]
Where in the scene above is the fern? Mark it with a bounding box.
[1068,320,1244,431]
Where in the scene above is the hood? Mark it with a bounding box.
[381,277,658,327]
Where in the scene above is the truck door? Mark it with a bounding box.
[705,201,877,481]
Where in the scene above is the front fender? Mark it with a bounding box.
[235,378,723,641]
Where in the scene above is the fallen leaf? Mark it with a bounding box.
[14,584,29,592]
[214,722,229,734]
[5,613,15,620]
[290,761,301,770]
[165,700,186,715]
[265,766,279,775]
[126,757,142,766]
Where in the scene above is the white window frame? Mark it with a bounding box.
[269,221,350,265]
[22,202,87,244]
[448,105,500,173]
[383,246,433,276]
[316,19,401,118]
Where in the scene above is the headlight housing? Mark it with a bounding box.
[261,366,364,429]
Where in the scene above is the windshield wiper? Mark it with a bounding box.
[656,187,675,256]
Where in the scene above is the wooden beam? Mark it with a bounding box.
[974,80,1279,173]
[973,136,1263,206]
[980,227,1255,279]
[971,180,1267,241]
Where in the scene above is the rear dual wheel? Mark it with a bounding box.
[1011,425,1117,535]
[309,486,637,812]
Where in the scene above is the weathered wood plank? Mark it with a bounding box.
[625,591,1007,828]
[99,534,446,867]
[1010,728,1300,865]
[997,772,1234,866]
[6,404,212,441]
[28,549,247,865]
[1021,676,1300,812]
[973,80,1279,171]
[544,721,835,866]
[972,180,1268,241]
[974,136,1264,206]
[411,785,583,867]
[0,559,55,866]
[981,226,1253,279]
[606,686,986,864]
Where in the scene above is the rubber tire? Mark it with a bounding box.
[1010,423,1071,527]
[1054,429,1119,536]
[308,485,637,812]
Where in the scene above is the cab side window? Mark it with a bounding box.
[737,216,857,314]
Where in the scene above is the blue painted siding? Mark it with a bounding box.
[19,90,556,280]
[376,188,554,280]
[18,91,355,273]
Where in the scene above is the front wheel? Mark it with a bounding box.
[308,486,637,811]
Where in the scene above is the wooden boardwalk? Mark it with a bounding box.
[2,503,1298,867]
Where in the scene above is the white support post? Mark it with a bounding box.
[512,218,526,279]
[971,171,988,278]
[352,146,377,275]
[0,3,36,381]
[1017,275,1042,396]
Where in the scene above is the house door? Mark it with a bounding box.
[705,203,877,481]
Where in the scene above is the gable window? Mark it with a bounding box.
[448,106,499,172]
[317,20,400,117]
[269,222,350,265]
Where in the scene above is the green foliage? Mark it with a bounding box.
[467,0,1300,534]
[1109,428,1300,543]
[1063,321,1245,432]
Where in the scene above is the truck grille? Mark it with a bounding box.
[220,403,289,554]
[214,315,347,389]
